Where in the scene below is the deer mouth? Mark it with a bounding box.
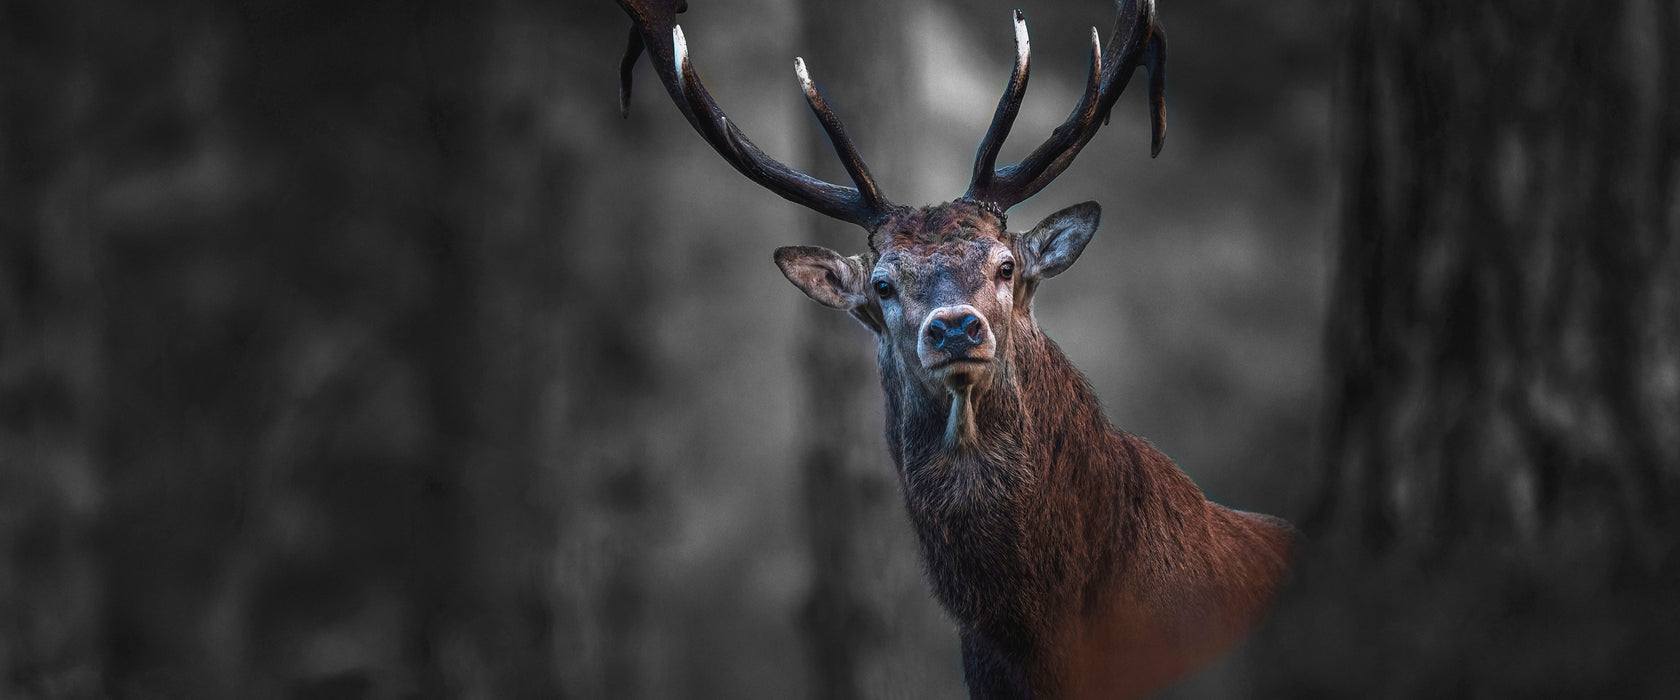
[928,357,990,370]
[928,356,992,387]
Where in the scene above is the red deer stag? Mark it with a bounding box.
[615,1,1295,697]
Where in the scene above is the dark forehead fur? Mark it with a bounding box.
[870,200,1011,252]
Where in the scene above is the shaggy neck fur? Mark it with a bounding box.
[875,310,1302,700]
[883,321,1149,644]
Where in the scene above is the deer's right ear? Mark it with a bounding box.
[774,246,872,310]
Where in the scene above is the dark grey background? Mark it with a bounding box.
[2,0,1674,698]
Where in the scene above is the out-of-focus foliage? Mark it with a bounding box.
[2,0,1332,698]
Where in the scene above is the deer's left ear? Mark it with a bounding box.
[774,246,872,309]
[1019,201,1101,279]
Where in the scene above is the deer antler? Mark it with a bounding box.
[966,0,1167,212]
[616,0,896,231]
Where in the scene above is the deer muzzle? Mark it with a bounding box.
[918,305,996,386]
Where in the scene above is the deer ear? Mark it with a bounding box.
[1020,201,1101,279]
[774,245,872,309]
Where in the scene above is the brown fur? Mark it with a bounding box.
[782,200,1296,699]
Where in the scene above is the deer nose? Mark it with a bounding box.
[924,309,987,352]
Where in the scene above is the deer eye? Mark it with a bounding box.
[998,260,1015,281]
[873,280,896,300]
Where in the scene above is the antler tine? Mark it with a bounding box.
[795,57,889,215]
[969,10,1032,195]
[1144,30,1168,157]
[619,26,645,118]
[967,0,1167,212]
[616,0,895,231]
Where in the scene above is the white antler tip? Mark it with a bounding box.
[673,27,689,70]
[794,56,812,88]
[1013,10,1030,58]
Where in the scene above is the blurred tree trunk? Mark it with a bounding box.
[1313,0,1680,567]
[0,2,572,697]
[1260,1,1680,695]
[535,3,670,698]
[796,1,912,698]
[545,24,664,700]
[0,4,108,695]
[406,4,567,698]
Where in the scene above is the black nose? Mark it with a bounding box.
[925,313,985,352]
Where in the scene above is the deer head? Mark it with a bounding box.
[617,0,1164,444]
[774,200,1104,446]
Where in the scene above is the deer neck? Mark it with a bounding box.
[880,326,1129,637]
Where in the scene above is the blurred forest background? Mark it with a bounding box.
[1,0,1674,698]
